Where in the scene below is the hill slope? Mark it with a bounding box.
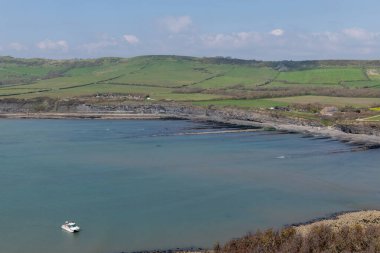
[1,56,380,122]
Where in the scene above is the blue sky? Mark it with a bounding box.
[1,0,379,60]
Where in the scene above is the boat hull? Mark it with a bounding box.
[61,225,80,233]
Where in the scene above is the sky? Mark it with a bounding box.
[0,0,380,60]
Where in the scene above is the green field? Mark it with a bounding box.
[271,96,380,107]
[276,68,367,84]
[193,98,288,108]
[1,56,380,109]
[190,67,277,89]
[265,81,343,89]
[108,57,227,87]
[340,80,380,88]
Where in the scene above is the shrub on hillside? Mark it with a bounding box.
[215,224,380,253]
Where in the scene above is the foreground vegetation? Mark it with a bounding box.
[214,224,380,253]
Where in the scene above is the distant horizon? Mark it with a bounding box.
[1,0,380,60]
[1,54,379,62]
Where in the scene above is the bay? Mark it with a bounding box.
[0,119,379,253]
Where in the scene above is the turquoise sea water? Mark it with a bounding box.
[0,119,380,253]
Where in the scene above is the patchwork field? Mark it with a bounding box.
[1,56,380,111]
[271,96,380,107]
[193,98,288,108]
[276,68,367,84]
[190,66,278,89]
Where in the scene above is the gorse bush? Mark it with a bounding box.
[214,224,380,253]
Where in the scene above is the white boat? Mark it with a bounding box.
[61,221,80,233]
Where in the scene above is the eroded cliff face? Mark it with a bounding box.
[0,97,79,113]
[336,123,380,136]
[0,98,379,137]
[0,97,279,123]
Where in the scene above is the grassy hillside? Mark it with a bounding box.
[1,55,380,116]
[276,68,367,84]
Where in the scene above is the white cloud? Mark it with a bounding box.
[161,16,192,33]
[9,27,378,60]
[37,40,69,51]
[342,27,380,42]
[194,27,380,59]
[343,28,369,40]
[315,32,340,43]
[123,34,140,45]
[82,39,118,52]
[81,34,139,53]
[270,29,285,36]
[307,28,380,52]
[8,42,27,51]
[201,32,261,48]
[283,28,380,58]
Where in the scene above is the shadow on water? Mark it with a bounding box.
[275,141,379,160]
[276,147,370,160]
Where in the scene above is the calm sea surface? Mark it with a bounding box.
[1,119,380,253]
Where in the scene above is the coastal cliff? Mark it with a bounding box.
[1,97,380,146]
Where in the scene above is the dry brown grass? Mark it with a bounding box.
[215,224,380,253]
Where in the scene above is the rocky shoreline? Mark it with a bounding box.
[1,110,380,148]
[0,112,170,120]
[124,248,210,253]
[1,99,380,147]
